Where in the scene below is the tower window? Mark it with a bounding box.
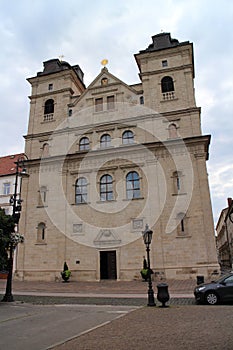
[140,96,144,105]
[37,222,46,242]
[161,76,174,93]
[44,99,54,114]
[48,83,53,91]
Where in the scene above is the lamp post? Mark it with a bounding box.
[142,224,156,306]
[2,155,28,302]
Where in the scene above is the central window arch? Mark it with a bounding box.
[75,177,88,204]
[126,171,140,199]
[122,130,134,144]
[100,174,113,201]
[100,134,111,148]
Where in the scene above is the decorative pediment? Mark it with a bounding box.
[94,229,121,246]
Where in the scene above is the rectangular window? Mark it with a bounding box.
[48,83,53,91]
[95,98,103,112]
[162,60,168,67]
[107,96,115,110]
[3,183,11,195]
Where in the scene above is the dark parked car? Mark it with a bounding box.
[194,272,233,305]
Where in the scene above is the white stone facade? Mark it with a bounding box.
[17,33,219,281]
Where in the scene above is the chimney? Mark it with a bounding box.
[227,197,232,207]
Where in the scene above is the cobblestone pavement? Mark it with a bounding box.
[51,305,233,350]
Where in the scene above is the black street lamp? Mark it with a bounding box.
[2,155,28,302]
[142,224,156,307]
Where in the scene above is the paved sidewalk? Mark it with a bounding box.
[0,277,196,299]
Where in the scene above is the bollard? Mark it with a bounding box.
[157,283,170,307]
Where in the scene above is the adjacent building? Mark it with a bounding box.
[17,33,219,281]
[216,198,233,270]
[0,154,24,215]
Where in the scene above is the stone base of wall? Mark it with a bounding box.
[14,263,220,282]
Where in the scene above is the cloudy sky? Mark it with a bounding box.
[0,0,232,225]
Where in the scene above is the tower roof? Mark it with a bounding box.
[139,32,189,53]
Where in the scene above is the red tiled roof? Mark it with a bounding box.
[0,153,25,176]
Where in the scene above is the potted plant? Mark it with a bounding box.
[61,262,71,282]
[140,257,149,281]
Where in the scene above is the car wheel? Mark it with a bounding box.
[205,291,219,305]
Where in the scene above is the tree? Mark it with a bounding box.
[0,208,15,271]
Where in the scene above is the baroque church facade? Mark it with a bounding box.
[17,33,219,281]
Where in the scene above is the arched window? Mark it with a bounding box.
[44,99,54,114]
[79,137,90,151]
[75,177,87,204]
[122,130,134,144]
[37,222,46,242]
[168,123,178,138]
[177,213,187,236]
[161,76,174,93]
[100,174,113,201]
[100,134,111,148]
[126,171,140,199]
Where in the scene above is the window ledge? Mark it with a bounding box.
[96,200,116,203]
[35,242,47,245]
[41,119,56,124]
[160,97,178,103]
[72,202,90,206]
[36,205,48,208]
[176,235,191,238]
[123,197,144,201]
[172,193,187,196]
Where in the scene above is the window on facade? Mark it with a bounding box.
[140,96,144,105]
[38,186,47,206]
[95,98,103,112]
[44,99,54,114]
[100,134,111,148]
[173,171,182,193]
[75,177,88,204]
[107,96,115,110]
[48,83,53,91]
[161,76,174,93]
[126,171,141,199]
[168,123,178,138]
[162,60,168,67]
[37,222,46,242]
[68,109,72,117]
[177,213,187,236]
[3,183,11,195]
[100,174,113,201]
[79,137,90,151]
[122,130,134,144]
